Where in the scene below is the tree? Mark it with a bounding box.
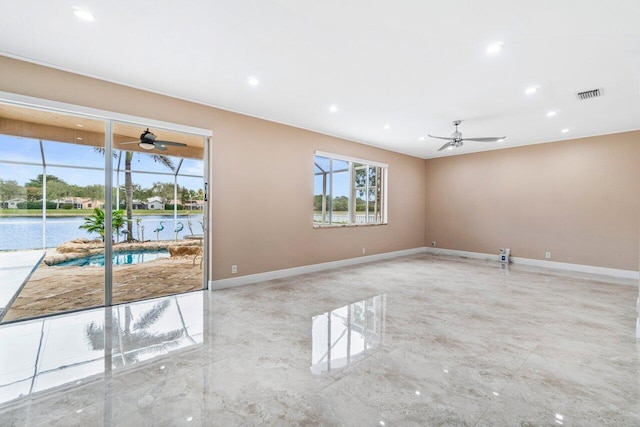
[95,149,175,241]
[354,165,382,213]
[180,186,190,203]
[332,195,348,211]
[84,299,185,367]
[131,183,150,201]
[26,174,66,188]
[0,179,23,204]
[26,174,71,202]
[83,184,105,200]
[123,152,175,239]
[151,181,175,201]
[25,187,41,202]
[79,208,128,241]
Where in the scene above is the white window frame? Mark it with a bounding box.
[314,150,388,227]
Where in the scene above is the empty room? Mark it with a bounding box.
[0,1,639,426]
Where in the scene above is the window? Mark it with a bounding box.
[313,151,387,226]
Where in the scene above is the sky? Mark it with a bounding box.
[0,135,204,190]
[314,157,350,198]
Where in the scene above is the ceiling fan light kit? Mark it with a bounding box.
[428,120,506,152]
[120,128,188,151]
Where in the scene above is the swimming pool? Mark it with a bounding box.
[55,250,170,267]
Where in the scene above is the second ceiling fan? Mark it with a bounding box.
[429,120,505,151]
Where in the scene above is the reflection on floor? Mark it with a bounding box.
[3,257,202,322]
[0,254,638,425]
[311,294,386,374]
[0,292,203,405]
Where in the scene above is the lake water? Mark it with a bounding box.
[0,215,204,251]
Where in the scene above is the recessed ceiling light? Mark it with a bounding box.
[447,146,454,150]
[76,124,84,127]
[383,124,390,130]
[525,86,538,95]
[561,128,570,133]
[329,105,338,113]
[497,138,504,142]
[76,137,83,140]
[486,41,504,54]
[546,111,557,117]
[73,8,95,21]
[418,137,425,141]
[415,390,421,395]
[248,77,259,86]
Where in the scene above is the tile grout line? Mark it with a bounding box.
[472,343,539,427]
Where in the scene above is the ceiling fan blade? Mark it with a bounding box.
[154,140,187,147]
[119,140,141,145]
[155,145,168,151]
[428,135,454,141]
[461,137,506,142]
[437,141,454,151]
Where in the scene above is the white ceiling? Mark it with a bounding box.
[1,0,639,159]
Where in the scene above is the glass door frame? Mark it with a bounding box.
[0,90,212,313]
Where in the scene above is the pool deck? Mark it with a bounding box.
[0,250,46,322]
[43,239,198,265]
[3,256,203,322]
[1,240,203,323]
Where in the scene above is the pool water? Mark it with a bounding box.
[56,250,170,267]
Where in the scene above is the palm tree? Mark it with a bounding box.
[79,207,128,241]
[85,299,186,366]
[95,148,175,241]
[123,151,175,240]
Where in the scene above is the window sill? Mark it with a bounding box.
[313,222,387,229]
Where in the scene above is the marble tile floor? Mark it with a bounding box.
[0,253,638,426]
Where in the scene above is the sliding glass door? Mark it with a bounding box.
[0,101,208,324]
[0,104,106,322]
[110,122,206,305]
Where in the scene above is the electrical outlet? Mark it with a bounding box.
[431,241,436,247]
[545,251,551,259]
[362,248,366,254]
[231,265,237,274]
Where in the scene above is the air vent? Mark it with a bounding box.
[576,88,602,100]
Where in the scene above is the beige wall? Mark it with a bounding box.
[425,132,640,271]
[2,56,637,277]
[0,56,427,280]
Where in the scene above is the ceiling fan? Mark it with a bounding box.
[120,128,187,151]
[429,120,505,151]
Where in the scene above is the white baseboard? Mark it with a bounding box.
[509,256,639,280]
[208,246,639,291]
[424,247,500,262]
[425,247,639,280]
[209,247,427,290]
